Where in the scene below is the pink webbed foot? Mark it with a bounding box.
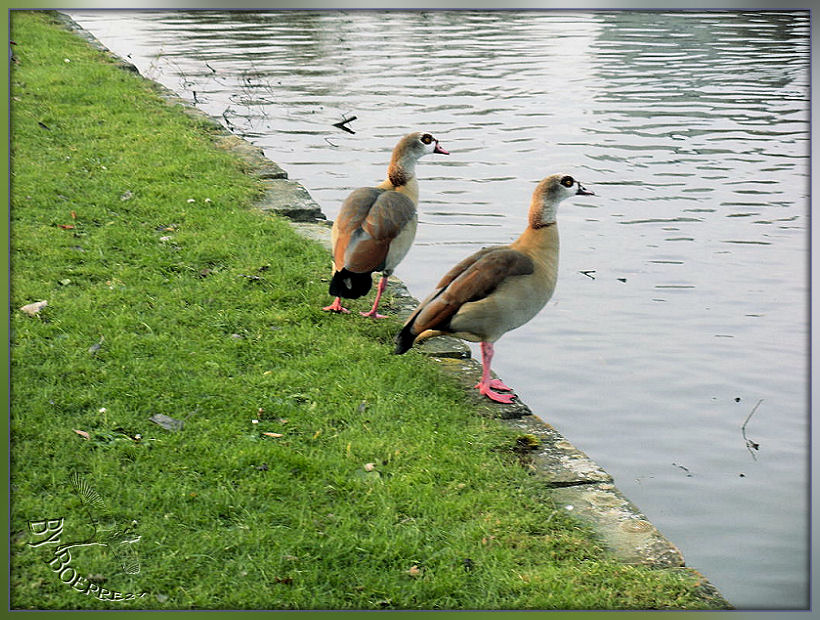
[322,298,350,314]
[475,382,517,404]
[473,378,514,394]
[487,378,513,392]
[360,275,389,318]
[475,342,516,403]
[360,309,388,319]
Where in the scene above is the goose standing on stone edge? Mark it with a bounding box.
[323,131,450,318]
[394,174,594,403]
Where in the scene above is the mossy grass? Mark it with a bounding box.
[10,11,726,610]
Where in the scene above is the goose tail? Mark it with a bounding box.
[328,269,373,299]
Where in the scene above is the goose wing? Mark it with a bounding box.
[332,187,383,269]
[343,190,416,273]
[397,246,534,347]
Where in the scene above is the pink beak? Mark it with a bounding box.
[434,141,449,155]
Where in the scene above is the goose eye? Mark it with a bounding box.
[420,133,433,145]
[560,175,574,188]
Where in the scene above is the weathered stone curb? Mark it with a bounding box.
[54,11,730,608]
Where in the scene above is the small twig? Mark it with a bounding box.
[741,399,763,460]
[324,137,339,147]
[332,115,357,134]
[580,270,596,280]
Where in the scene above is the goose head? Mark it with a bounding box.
[529,173,594,229]
[401,131,450,158]
[388,131,449,183]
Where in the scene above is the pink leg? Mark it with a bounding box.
[322,297,350,314]
[474,342,516,404]
[360,275,389,319]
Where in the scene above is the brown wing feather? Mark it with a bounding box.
[399,248,495,335]
[407,247,534,336]
[343,191,416,273]
[333,187,383,268]
[434,246,501,288]
[363,192,416,240]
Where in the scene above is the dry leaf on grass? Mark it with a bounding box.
[73,429,90,440]
[262,432,284,438]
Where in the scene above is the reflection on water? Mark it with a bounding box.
[65,10,809,609]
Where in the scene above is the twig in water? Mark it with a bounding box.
[332,115,357,134]
[580,270,596,280]
[741,399,763,460]
[324,137,339,147]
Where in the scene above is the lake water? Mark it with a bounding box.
[64,10,810,609]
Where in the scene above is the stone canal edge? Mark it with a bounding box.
[55,11,729,607]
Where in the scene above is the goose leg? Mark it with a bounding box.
[474,342,516,403]
[360,275,389,319]
[322,297,350,314]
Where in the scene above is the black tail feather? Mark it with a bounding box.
[329,268,373,299]
[394,322,417,355]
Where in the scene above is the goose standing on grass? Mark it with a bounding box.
[394,174,594,403]
[323,131,450,318]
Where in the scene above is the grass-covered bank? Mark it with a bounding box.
[9,11,727,610]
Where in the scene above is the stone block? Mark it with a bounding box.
[258,179,326,222]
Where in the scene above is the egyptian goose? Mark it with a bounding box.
[323,131,449,317]
[394,174,594,403]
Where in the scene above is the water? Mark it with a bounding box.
[64,10,810,609]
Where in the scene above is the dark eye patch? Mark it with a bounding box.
[421,133,433,144]
[560,175,574,188]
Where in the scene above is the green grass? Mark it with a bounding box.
[9,11,726,610]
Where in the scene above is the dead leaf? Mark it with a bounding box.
[363,462,376,472]
[149,414,184,432]
[73,429,90,440]
[407,565,421,577]
[19,300,47,316]
[262,432,284,438]
[58,224,75,230]
[70,210,77,219]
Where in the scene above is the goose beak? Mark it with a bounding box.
[434,141,450,155]
[576,182,594,196]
